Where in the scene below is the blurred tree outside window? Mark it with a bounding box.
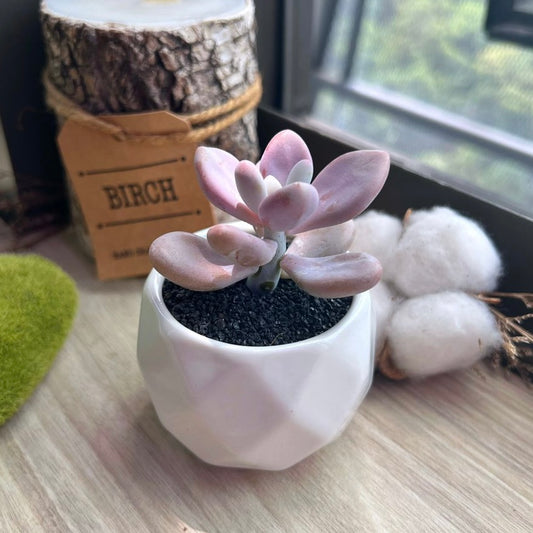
[308,0,533,217]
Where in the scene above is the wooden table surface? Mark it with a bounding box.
[1,232,532,533]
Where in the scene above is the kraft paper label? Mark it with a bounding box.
[57,111,214,280]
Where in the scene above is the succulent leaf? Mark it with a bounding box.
[258,182,319,232]
[264,175,283,195]
[280,252,382,298]
[286,220,356,257]
[153,131,390,298]
[259,130,312,185]
[194,146,260,225]
[235,160,266,213]
[286,159,314,185]
[290,150,390,233]
[207,224,277,267]
[149,232,256,291]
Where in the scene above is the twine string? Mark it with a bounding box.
[43,74,262,145]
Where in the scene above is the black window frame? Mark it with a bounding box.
[485,0,533,47]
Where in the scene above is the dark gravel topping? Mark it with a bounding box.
[162,279,352,347]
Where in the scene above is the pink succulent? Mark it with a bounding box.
[149,130,390,298]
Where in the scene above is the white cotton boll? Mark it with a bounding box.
[350,211,403,279]
[389,207,502,297]
[370,281,402,356]
[388,291,502,378]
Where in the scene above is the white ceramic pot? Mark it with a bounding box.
[137,232,375,470]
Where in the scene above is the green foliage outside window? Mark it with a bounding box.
[313,0,533,214]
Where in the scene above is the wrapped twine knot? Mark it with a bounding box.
[43,74,263,145]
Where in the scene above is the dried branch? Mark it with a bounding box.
[476,292,533,384]
[481,291,533,308]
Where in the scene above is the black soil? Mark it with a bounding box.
[162,279,352,347]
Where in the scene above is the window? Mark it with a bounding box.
[281,0,533,218]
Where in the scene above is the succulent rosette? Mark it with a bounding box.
[150,130,390,298]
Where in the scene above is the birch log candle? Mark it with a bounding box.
[40,0,260,160]
[39,0,261,272]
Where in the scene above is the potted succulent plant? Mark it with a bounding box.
[137,130,390,470]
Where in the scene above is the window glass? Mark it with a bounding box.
[311,0,533,216]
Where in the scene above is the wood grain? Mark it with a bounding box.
[1,231,532,532]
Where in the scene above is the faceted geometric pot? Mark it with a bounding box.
[137,234,375,471]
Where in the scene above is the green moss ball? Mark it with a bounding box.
[0,254,78,426]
